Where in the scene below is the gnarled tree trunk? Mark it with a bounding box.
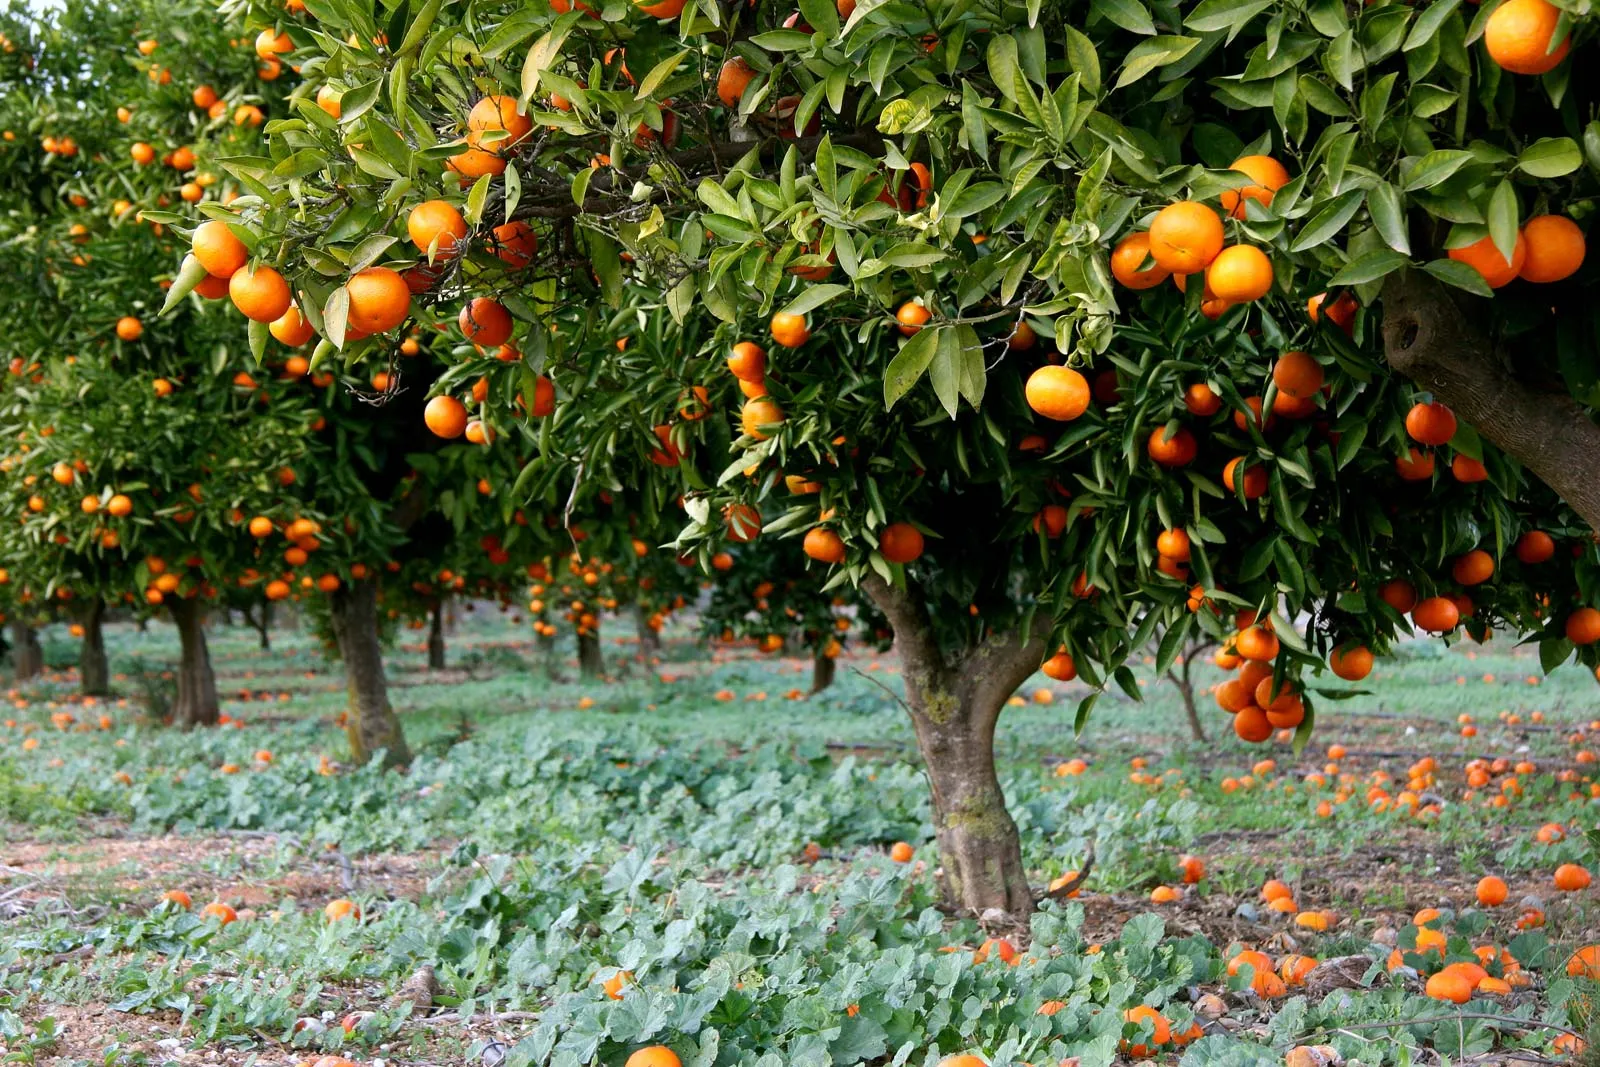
[11,620,41,682]
[863,574,1045,919]
[578,629,604,679]
[810,650,836,694]
[330,579,410,769]
[78,596,109,697]
[427,599,446,670]
[1382,270,1600,532]
[168,598,219,727]
[634,603,661,656]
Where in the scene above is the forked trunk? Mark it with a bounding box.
[78,597,110,697]
[578,630,604,679]
[331,579,410,769]
[810,650,836,694]
[634,603,661,656]
[863,575,1043,919]
[168,598,219,727]
[427,600,446,670]
[11,621,41,681]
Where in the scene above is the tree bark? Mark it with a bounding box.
[1381,269,1600,532]
[634,603,661,656]
[862,574,1045,919]
[811,650,837,694]
[78,597,110,697]
[578,629,604,679]
[427,599,446,670]
[11,621,41,681]
[330,579,410,769]
[247,601,272,650]
[537,630,562,681]
[1166,639,1213,743]
[168,598,219,727]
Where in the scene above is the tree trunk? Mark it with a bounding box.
[330,579,410,769]
[252,602,273,650]
[168,598,219,727]
[1381,270,1600,532]
[1174,670,1205,742]
[578,629,604,679]
[863,574,1044,919]
[538,630,561,681]
[11,621,41,681]
[634,603,661,656]
[811,650,836,694]
[78,597,110,697]
[427,599,446,670]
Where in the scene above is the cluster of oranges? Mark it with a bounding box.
[1211,620,1316,743]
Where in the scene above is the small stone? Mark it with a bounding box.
[1234,902,1260,921]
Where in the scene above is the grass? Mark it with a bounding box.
[0,607,1596,1066]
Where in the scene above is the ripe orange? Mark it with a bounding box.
[895,300,931,336]
[1424,969,1473,1004]
[1222,456,1267,500]
[269,305,314,347]
[459,297,513,346]
[625,1047,682,1067]
[200,901,238,924]
[770,312,810,347]
[1110,232,1171,289]
[1156,528,1190,562]
[878,523,924,564]
[1041,650,1076,681]
[115,316,143,341]
[1518,214,1585,282]
[191,219,247,278]
[1307,291,1358,332]
[324,898,360,921]
[1567,945,1600,979]
[1565,607,1600,645]
[345,267,411,334]
[1148,201,1224,274]
[717,57,756,107]
[1219,155,1290,219]
[1025,365,1090,421]
[1205,245,1273,302]
[1484,0,1570,75]
[230,265,293,322]
[316,85,343,118]
[1183,382,1221,416]
[248,516,273,538]
[1451,549,1495,586]
[466,95,533,149]
[1405,401,1457,446]
[740,396,783,439]
[447,147,507,178]
[162,889,192,909]
[727,341,766,381]
[1147,426,1196,467]
[255,28,292,60]
[1514,529,1555,563]
[1451,455,1488,482]
[130,141,155,165]
[407,200,467,257]
[424,395,468,438]
[803,527,846,563]
[1235,625,1279,662]
[491,220,538,268]
[1329,644,1372,681]
[1272,351,1323,399]
[1395,448,1435,481]
[1234,706,1273,742]
[1412,596,1459,633]
[1554,863,1592,891]
[1449,231,1527,289]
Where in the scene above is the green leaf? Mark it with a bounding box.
[1402,0,1459,51]
[1402,149,1475,190]
[337,80,382,124]
[1289,190,1364,252]
[1064,24,1101,95]
[248,318,268,365]
[928,327,961,418]
[347,147,402,180]
[1518,137,1582,178]
[1367,182,1411,255]
[465,174,492,226]
[1486,179,1519,265]
[778,284,850,317]
[1328,249,1409,286]
[1092,0,1155,35]
[1114,36,1200,89]
[395,0,444,59]
[1423,258,1494,298]
[748,29,814,50]
[883,327,941,409]
[635,49,689,100]
[1073,691,1099,736]
[1185,0,1273,32]
[160,255,210,315]
[272,149,328,179]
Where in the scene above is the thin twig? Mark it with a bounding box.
[1037,842,1095,903]
[848,666,912,715]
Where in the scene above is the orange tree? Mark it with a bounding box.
[181,0,1598,916]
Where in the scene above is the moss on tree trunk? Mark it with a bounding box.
[863,574,1044,918]
[78,596,110,697]
[331,579,410,768]
[168,598,219,727]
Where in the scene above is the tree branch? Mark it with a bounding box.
[861,573,946,680]
[1380,269,1600,532]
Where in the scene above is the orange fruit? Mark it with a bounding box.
[1041,651,1076,681]
[115,316,143,341]
[407,200,467,257]
[1219,155,1290,219]
[1451,549,1495,586]
[1412,596,1459,633]
[1183,382,1221,416]
[1382,581,1416,613]
[466,94,533,149]
[1424,969,1473,1004]
[1156,528,1190,562]
[1518,215,1584,282]
[1394,447,1435,481]
[345,267,411,333]
[1565,607,1600,645]
[1405,401,1457,446]
[878,523,924,564]
[895,300,931,336]
[1205,245,1273,302]
[1451,455,1489,482]
[229,265,293,323]
[447,147,507,178]
[770,312,810,347]
[1449,231,1527,288]
[1308,291,1358,332]
[1484,0,1570,75]
[717,58,756,107]
[316,85,343,118]
[1554,863,1592,891]
[1475,876,1508,906]
[740,396,784,439]
[200,901,238,924]
[1514,530,1555,563]
[1234,705,1272,742]
[803,527,846,563]
[491,220,539,268]
[1566,945,1600,979]
[163,889,192,908]
[269,305,314,347]
[1110,232,1171,289]
[1222,456,1267,500]
[255,28,292,60]
[1148,201,1224,273]
[625,1048,682,1067]
[1328,644,1372,682]
[1122,1005,1171,1057]
[191,220,248,278]
[727,341,766,381]
[459,297,513,346]
[1272,351,1323,399]
[1025,365,1090,421]
[424,396,468,438]
[130,141,155,164]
